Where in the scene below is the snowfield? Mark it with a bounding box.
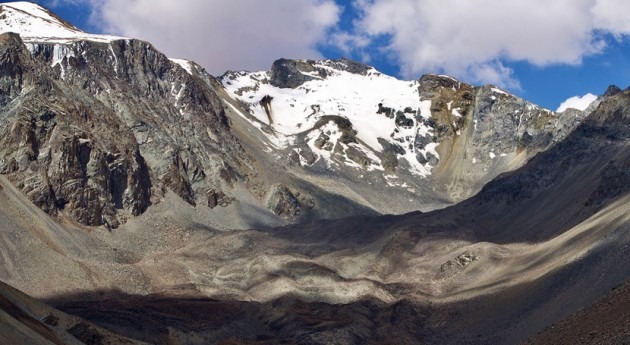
[221,61,440,177]
[0,2,124,43]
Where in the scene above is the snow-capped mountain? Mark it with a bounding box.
[221,58,588,211]
[222,58,438,177]
[0,1,122,42]
[0,1,591,227]
[0,3,629,345]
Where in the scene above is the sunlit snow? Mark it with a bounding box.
[222,60,440,177]
[0,2,124,43]
[170,58,194,75]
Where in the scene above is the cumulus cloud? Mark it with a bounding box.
[591,0,630,37]
[556,93,598,112]
[49,0,630,87]
[343,0,630,87]
[77,0,340,75]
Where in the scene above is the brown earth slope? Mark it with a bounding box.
[525,280,630,345]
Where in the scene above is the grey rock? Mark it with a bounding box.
[266,185,301,219]
[602,85,622,98]
[269,58,371,89]
[269,58,318,89]
[0,33,264,226]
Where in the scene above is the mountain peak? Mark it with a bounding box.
[602,84,622,98]
[0,1,123,43]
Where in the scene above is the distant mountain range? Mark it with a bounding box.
[0,2,628,344]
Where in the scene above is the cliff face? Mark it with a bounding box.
[418,74,585,200]
[0,31,265,228]
[0,33,151,227]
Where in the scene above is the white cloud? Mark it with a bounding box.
[343,0,630,88]
[556,93,598,112]
[81,0,340,75]
[591,0,630,37]
[48,0,630,88]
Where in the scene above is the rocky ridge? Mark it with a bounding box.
[0,2,599,228]
[0,2,266,228]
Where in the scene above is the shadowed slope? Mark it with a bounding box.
[0,280,145,345]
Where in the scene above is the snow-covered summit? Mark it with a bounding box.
[0,1,123,43]
[221,58,440,177]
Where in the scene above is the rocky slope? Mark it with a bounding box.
[0,2,268,229]
[525,280,630,345]
[1,85,621,345]
[0,279,146,345]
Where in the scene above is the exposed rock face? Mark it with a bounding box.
[0,33,151,227]
[269,58,318,88]
[0,31,266,227]
[266,184,302,219]
[419,74,586,200]
[269,57,370,89]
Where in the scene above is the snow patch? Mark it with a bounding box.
[223,67,422,152]
[0,2,124,43]
[170,58,194,75]
[51,44,74,67]
[437,74,459,83]
[491,87,508,95]
[556,93,597,112]
[419,100,432,119]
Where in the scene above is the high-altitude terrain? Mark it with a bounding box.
[0,2,628,344]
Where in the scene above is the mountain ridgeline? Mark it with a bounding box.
[0,2,592,228]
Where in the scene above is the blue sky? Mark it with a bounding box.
[11,0,630,110]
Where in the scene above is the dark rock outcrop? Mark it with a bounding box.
[269,58,371,89]
[266,185,302,219]
[417,74,587,200]
[269,58,318,89]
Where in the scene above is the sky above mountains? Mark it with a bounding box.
[8,0,630,110]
